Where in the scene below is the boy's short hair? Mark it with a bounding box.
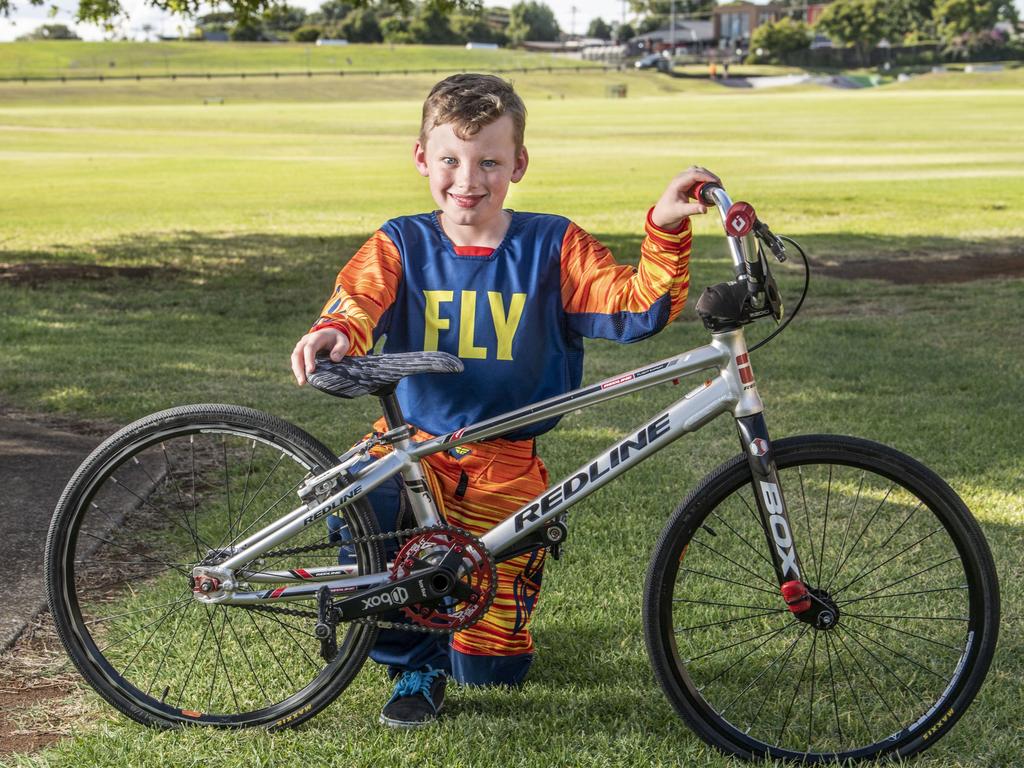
[420,73,527,151]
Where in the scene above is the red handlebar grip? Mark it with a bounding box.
[725,201,756,238]
[689,181,716,205]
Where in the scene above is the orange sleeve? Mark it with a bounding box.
[309,230,402,356]
[560,209,691,335]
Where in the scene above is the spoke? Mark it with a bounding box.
[685,621,796,664]
[843,613,962,652]
[825,631,867,745]
[825,470,866,592]
[108,477,216,556]
[708,507,774,571]
[134,452,205,562]
[708,622,802,712]
[190,435,199,553]
[145,599,195,696]
[221,474,306,554]
[672,597,780,612]
[242,609,297,689]
[97,591,193,655]
[840,557,961,606]
[239,439,257,521]
[806,631,819,754]
[817,466,832,587]
[834,528,944,598]
[777,627,815,747]
[690,536,779,591]
[843,612,968,622]
[204,605,222,710]
[826,483,895,592]
[161,443,203,563]
[743,624,811,730]
[224,608,272,707]
[85,597,195,626]
[116,590,194,677]
[247,609,322,673]
[680,568,779,596]
[831,524,937,602]
[176,599,215,708]
[225,453,290,543]
[696,620,796,690]
[842,621,947,683]
[676,609,787,634]
[832,628,903,733]
[211,609,241,714]
[796,466,821,586]
[838,584,968,606]
[214,435,235,554]
[77,529,190,576]
[824,629,844,745]
[837,626,928,710]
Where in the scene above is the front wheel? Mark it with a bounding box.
[644,435,999,762]
[45,404,385,729]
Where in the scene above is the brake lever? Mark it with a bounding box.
[754,220,787,262]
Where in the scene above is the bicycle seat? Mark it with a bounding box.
[307,351,464,399]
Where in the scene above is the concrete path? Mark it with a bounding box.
[0,415,102,649]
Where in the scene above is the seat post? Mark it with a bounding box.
[378,389,406,431]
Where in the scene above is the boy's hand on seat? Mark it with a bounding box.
[651,166,722,231]
[291,328,350,386]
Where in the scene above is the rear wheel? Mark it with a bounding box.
[45,404,385,729]
[644,435,999,762]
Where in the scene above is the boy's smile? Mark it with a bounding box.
[414,115,529,247]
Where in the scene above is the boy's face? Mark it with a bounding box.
[413,114,528,233]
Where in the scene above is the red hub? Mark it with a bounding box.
[390,528,495,632]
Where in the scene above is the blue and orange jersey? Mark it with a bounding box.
[311,210,691,439]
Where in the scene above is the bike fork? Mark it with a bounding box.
[735,414,826,624]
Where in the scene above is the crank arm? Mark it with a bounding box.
[331,549,463,621]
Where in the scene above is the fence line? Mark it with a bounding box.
[0,64,618,85]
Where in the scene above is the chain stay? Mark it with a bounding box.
[239,524,496,635]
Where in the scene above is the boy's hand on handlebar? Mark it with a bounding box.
[290,328,350,386]
[652,166,722,231]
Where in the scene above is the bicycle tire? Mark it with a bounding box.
[45,404,385,729]
[644,434,999,762]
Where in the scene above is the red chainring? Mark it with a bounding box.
[390,528,496,632]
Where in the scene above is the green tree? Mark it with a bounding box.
[292,23,321,41]
[18,22,79,38]
[337,6,382,41]
[614,21,636,43]
[263,2,307,33]
[381,13,412,42]
[815,0,890,64]
[229,19,265,39]
[408,3,460,43]
[312,0,353,25]
[507,1,559,43]
[451,10,504,43]
[587,16,612,39]
[932,0,1016,39]
[0,0,481,26]
[886,0,937,41]
[749,17,812,62]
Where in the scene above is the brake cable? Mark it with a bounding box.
[748,235,810,353]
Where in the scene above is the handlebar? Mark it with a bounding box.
[690,183,788,281]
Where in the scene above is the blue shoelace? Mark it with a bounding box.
[390,668,444,709]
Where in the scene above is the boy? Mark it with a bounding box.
[291,73,718,728]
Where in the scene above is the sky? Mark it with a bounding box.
[2,0,1023,42]
[0,0,634,42]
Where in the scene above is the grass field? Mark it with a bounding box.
[0,41,609,79]
[1,47,1022,767]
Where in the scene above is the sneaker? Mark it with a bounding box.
[379,667,446,728]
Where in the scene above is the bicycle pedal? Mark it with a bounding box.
[316,585,339,661]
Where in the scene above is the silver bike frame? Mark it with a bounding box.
[202,187,778,607]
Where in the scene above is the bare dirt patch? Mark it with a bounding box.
[0,261,170,287]
[0,615,82,756]
[813,252,1024,284]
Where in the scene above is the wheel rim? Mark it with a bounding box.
[57,423,375,724]
[663,453,982,759]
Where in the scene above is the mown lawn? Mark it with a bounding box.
[1,65,1022,767]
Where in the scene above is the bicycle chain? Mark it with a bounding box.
[238,524,497,635]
